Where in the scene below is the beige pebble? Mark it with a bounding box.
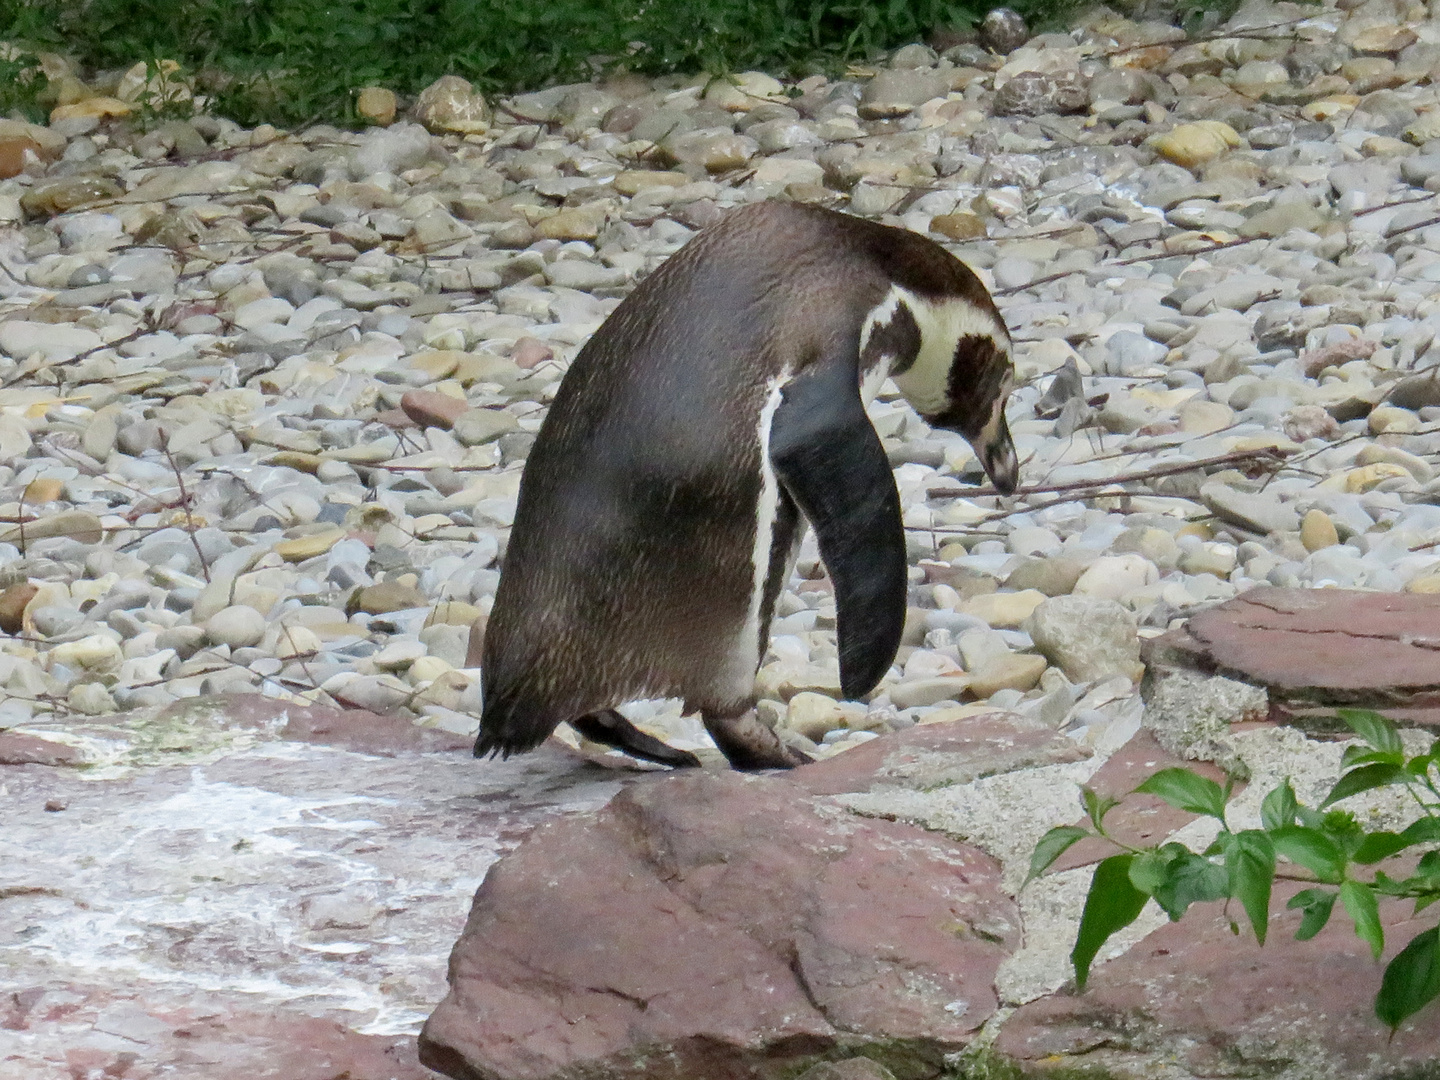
[1300,509,1340,552]
[966,654,1047,699]
[960,589,1047,628]
[274,528,346,563]
[1153,121,1240,169]
[356,86,397,125]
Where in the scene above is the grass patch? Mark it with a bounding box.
[0,0,1012,127]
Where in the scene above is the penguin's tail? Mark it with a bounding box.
[473,681,558,760]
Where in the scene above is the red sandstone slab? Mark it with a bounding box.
[420,770,1020,1080]
[1152,586,1440,696]
[792,711,1090,797]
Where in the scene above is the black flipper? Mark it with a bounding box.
[570,709,702,768]
[769,358,907,700]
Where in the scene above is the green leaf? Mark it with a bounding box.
[1153,850,1229,921]
[1341,879,1385,960]
[1377,927,1440,1031]
[1287,888,1338,941]
[1405,754,1435,777]
[1128,848,1176,895]
[1353,831,1413,865]
[1026,825,1090,886]
[1261,780,1299,830]
[1270,825,1346,883]
[1403,818,1440,845]
[1341,745,1404,769]
[1072,854,1149,992]
[1224,830,1276,945]
[1321,763,1409,808]
[1081,788,1120,831]
[1134,768,1228,821]
[1337,708,1403,756]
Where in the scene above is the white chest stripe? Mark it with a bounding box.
[722,375,788,697]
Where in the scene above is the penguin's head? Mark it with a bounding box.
[860,286,1019,494]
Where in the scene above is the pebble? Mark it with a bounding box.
[1301,509,1340,552]
[205,605,267,649]
[1026,597,1142,684]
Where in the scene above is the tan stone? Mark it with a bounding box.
[1406,574,1440,594]
[0,510,104,546]
[1177,399,1234,435]
[22,478,64,504]
[1152,121,1240,169]
[930,213,987,240]
[1345,462,1411,493]
[0,582,38,635]
[536,206,605,241]
[426,601,484,628]
[966,654,1047,699]
[274,528,346,563]
[960,589,1047,629]
[612,170,688,196]
[1300,509,1339,553]
[783,691,848,741]
[50,96,132,123]
[357,86,398,126]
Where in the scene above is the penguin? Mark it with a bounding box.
[475,201,1017,771]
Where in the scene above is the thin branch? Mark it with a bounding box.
[926,446,1294,500]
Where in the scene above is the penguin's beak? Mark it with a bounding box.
[974,407,1018,495]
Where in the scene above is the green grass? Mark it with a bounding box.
[0,0,1007,128]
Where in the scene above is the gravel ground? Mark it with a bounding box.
[2,0,1440,764]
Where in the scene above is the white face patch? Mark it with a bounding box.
[862,284,1010,420]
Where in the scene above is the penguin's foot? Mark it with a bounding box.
[703,711,812,771]
[570,710,702,769]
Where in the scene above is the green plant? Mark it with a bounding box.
[1029,709,1440,1033]
[0,0,989,127]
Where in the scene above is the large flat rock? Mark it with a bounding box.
[420,767,1021,1080]
[1144,586,1440,727]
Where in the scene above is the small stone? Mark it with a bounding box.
[414,75,490,134]
[1300,509,1339,552]
[1153,122,1240,169]
[966,653,1047,699]
[960,589,1047,629]
[68,681,117,716]
[50,634,123,673]
[1282,405,1339,442]
[1178,399,1233,434]
[1026,596,1142,683]
[350,581,428,615]
[206,605,267,649]
[1201,483,1299,535]
[930,213,987,241]
[1344,462,1411,493]
[511,337,554,370]
[783,691,848,740]
[858,69,950,119]
[0,136,42,180]
[889,676,972,709]
[356,86,398,126]
[23,477,63,504]
[661,129,757,172]
[1367,405,1419,435]
[453,408,521,446]
[993,71,1089,117]
[427,601,484,628]
[49,97,131,123]
[274,528,346,563]
[536,206,605,241]
[980,8,1029,54]
[0,510,104,546]
[373,639,427,672]
[0,582,38,634]
[613,170,688,196]
[401,389,469,429]
[1073,554,1159,601]
[275,624,323,658]
[1006,556,1084,597]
